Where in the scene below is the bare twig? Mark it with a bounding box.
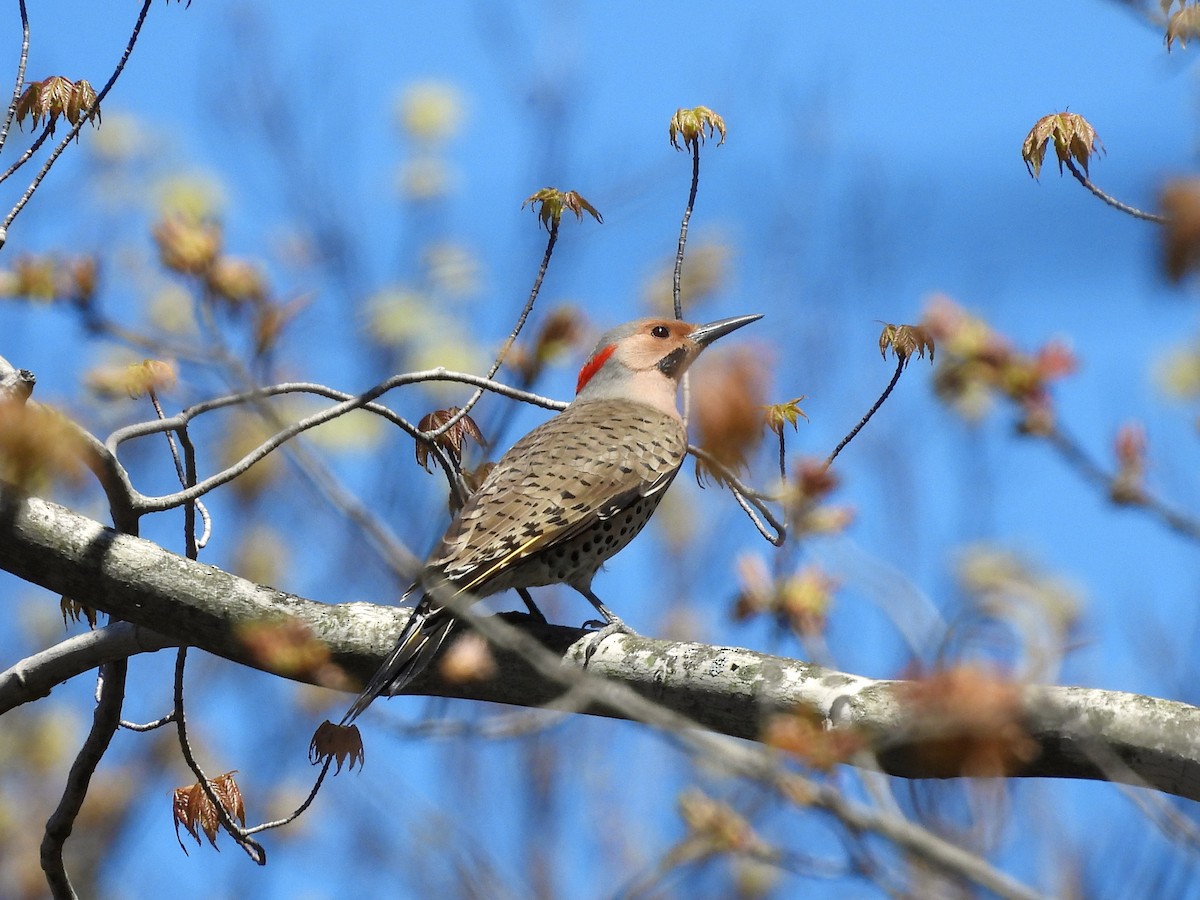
[172,647,266,864]
[106,372,564,516]
[0,124,52,186]
[40,660,127,900]
[688,443,787,545]
[427,217,560,443]
[149,388,210,548]
[1,0,155,245]
[1041,424,1200,543]
[243,757,333,837]
[1063,158,1166,224]
[0,622,175,714]
[826,357,904,467]
[120,712,176,732]
[672,141,701,321]
[0,0,29,158]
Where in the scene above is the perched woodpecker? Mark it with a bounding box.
[343,313,761,722]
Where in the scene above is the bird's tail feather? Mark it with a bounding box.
[340,591,455,725]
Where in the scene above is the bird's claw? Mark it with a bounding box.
[578,618,636,668]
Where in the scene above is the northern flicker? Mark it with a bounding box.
[342,313,761,722]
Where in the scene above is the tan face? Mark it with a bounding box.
[613,320,698,373]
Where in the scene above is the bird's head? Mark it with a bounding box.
[573,314,762,413]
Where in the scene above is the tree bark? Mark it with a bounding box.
[2,483,1199,802]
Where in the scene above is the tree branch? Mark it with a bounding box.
[2,485,1198,803]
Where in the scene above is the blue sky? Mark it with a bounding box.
[4,1,1200,897]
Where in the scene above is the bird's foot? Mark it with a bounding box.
[578,616,637,668]
[516,588,548,624]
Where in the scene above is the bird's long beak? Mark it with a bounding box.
[688,314,763,347]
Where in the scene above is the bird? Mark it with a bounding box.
[342,313,761,723]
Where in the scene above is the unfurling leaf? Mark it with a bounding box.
[878,323,935,368]
[1021,112,1103,179]
[61,596,97,629]
[15,76,99,137]
[762,398,808,436]
[416,407,484,472]
[669,106,727,152]
[1166,7,1200,50]
[0,253,98,305]
[66,79,98,127]
[127,359,178,399]
[153,215,222,275]
[206,257,267,306]
[522,188,603,232]
[172,771,246,853]
[17,77,71,132]
[309,720,365,774]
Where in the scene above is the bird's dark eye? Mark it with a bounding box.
[651,325,670,338]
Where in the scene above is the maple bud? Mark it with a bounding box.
[1021,112,1103,179]
[522,188,603,232]
[669,106,727,151]
[154,216,221,275]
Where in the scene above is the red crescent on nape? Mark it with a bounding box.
[576,344,616,394]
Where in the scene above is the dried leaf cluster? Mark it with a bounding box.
[416,407,485,473]
[172,772,246,853]
[308,721,365,774]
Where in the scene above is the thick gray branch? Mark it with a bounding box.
[2,484,1199,802]
[0,351,35,403]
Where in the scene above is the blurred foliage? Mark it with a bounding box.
[641,242,730,315]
